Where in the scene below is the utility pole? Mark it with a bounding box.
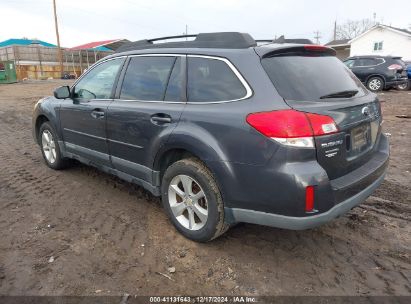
[333,20,337,40]
[52,0,63,78]
[313,30,321,44]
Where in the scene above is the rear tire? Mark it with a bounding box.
[367,76,384,92]
[161,158,228,242]
[39,122,70,170]
[397,81,410,91]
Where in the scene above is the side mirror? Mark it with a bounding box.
[54,86,71,99]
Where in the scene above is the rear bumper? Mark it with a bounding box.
[225,172,385,230]
[385,78,408,87]
[224,134,389,229]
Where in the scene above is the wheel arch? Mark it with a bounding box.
[33,98,62,145]
[154,147,197,181]
[153,144,235,203]
[34,115,50,145]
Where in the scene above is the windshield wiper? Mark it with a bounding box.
[320,90,359,99]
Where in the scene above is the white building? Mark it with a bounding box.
[349,24,411,61]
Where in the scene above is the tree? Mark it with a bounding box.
[336,19,375,40]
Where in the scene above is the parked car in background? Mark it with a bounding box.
[61,73,76,80]
[32,32,389,242]
[396,61,411,91]
[344,56,408,92]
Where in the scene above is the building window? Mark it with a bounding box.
[373,41,383,51]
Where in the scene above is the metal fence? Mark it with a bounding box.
[0,45,113,80]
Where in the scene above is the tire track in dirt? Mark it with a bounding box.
[0,102,155,294]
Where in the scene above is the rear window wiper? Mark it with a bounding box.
[320,90,359,99]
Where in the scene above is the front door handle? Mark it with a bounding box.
[151,114,172,124]
[91,109,105,119]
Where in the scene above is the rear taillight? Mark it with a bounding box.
[388,64,403,70]
[305,113,338,135]
[246,109,338,148]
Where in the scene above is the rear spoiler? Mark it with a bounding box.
[256,45,337,58]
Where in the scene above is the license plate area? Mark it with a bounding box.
[351,123,371,154]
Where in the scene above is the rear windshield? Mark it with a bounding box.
[261,55,367,101]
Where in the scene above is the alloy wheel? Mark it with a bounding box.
[168,174,208,231]
[41,130,57,164]
[369,78,382,91]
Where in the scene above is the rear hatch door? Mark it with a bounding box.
[259,46,382,179]
[391,58,407,78]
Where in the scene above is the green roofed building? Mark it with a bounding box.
[0,38,57,48]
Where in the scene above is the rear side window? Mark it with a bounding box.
[120,56,176,101]
[354,58,376,66]
[375,58,384,65]
[262,55,366,102]
[187,57,247,102]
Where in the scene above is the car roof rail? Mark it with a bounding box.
[256,35,314,45]
[115,32,257,53]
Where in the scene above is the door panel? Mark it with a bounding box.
[107,101,184,180]
[60,57,125,166]
[107,55,185,181]
[352,59,377,82]
[60,99,111,165]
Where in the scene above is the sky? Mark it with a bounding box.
[1,0,411,47]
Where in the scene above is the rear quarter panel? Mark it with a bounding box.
[170,48,290,165]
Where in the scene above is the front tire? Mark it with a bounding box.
[161,158,228,242]
[367,76,384,92]
[39,122,70,170]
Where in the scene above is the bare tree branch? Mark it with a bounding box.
[336,19,375,40]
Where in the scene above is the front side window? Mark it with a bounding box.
[373,41,383,51]
[120,56,177,101]
[187,57,247,102]
[73,58,124,99]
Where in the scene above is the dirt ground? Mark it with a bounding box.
[0,80,410,296]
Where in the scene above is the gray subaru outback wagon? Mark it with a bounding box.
[32,32,389,242]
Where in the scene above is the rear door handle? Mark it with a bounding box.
[151,114,172,124]
[91,109,105,119]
